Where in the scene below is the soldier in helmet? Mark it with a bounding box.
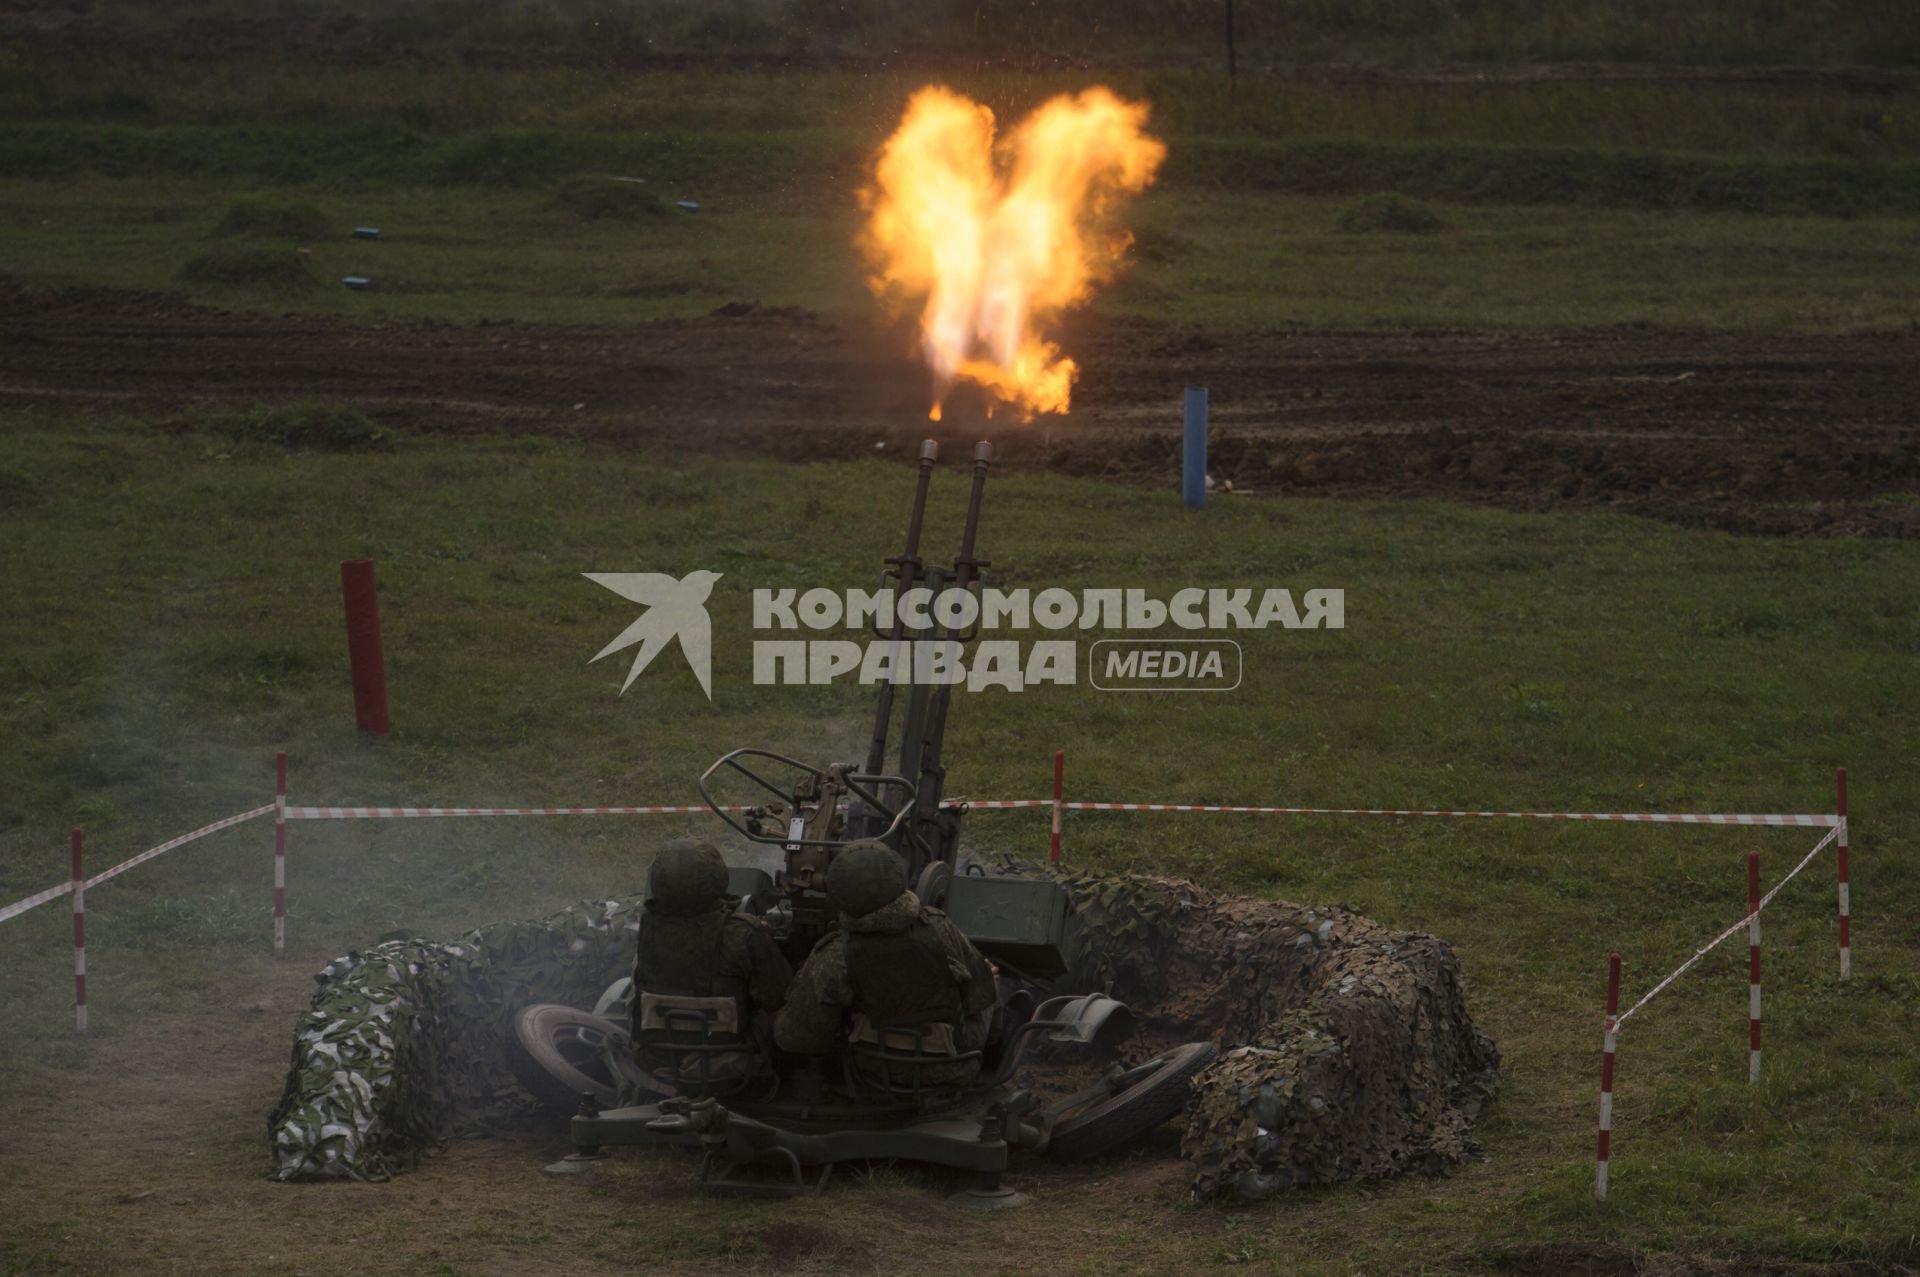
[631,837,792,1080]
[775,840,998,1093]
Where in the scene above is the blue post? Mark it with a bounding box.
[1183,387,1208,509]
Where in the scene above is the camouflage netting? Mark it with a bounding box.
[267,870,1496,1197]
[1051,870,1500,1202]
[266,895,645,1181]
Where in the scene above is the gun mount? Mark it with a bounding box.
[503,445,1222,1201]
[691,440,1074,980]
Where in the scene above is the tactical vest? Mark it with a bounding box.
[634,906,741,1008]
[843,915,965,1030]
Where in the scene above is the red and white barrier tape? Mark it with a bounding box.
[1,790,1845,925]
[286,799,1061,818]
[1058,802,1839,826]
[0,804,275,924]
[88,804,275,889]
[1611,822,1840,1032]
[1747,850,1763,1083]
[1597,824,1841,1197]
[283,803,747,819]
[0,880,78,924]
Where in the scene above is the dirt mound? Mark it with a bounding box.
[268,872,1495,1199]
[1054,872,1499,1201]
[267,897,644,1181]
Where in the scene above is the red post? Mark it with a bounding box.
[1050,749,1064,864]
[340,559,390,735]
[1836,767,1850,980]
[71,827,86,1033]
[1747,850,1762,1082]
[274,750,288,957]
[1595,951,1621,1200]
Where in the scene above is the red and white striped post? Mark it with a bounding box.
[71,826,87,1033]
[1835,767,1850,980]
[1595,951,1621,1200]
[1050,749,1064,865]
[1747,850,1762,1082]
[274,750,287,957]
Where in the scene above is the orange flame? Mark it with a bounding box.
[861,85,1166,421]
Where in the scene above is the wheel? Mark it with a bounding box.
[916,860,953,909]
[1047,1040,1217,1162]
[506,1004,629,1117]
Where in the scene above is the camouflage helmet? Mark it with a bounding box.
[649,837,729,916]
[826,840,907,919]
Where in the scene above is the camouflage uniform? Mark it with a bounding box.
[631,839,792,1054]
[775,843,997,1092]
[631,904,793,1026]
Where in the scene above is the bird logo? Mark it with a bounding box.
[584,570,723,699]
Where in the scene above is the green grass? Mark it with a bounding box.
[210,197,333,240]
[6,174,1915,331]
[10,119,1914,219]
[16,0,1920,66]
[1116,192,1920,329]
[178,244,321,292]
[0,407,1916,1271]
[2,59,1915,333]
[2,58,1916,333]
[6,58,1918,160]
[1337,192,1450,234]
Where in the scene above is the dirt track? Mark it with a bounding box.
[3,276,1915,536]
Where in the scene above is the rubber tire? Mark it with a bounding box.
[1047,1040,1218,1162]
[916,860,953,909]
[507,1004,627,1117]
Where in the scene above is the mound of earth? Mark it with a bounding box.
[267,869,1496,1199]
[266,897,646,1180]
[1053,871,1499,1201]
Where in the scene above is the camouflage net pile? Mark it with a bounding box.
[268,870,1496,1197]
[266,895,645,1181]
[1053,871,1501,1202]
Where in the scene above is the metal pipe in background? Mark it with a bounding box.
[1183,387,1208,510]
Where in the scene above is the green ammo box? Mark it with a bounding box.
[944,876,1080,979]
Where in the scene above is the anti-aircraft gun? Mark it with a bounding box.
[694,439,1076,981]
[513,445,1214,1200]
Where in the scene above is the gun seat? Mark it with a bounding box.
[844,1014,984,1106]
[636,991,766,1099]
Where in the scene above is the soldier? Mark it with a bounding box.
[631,837,792,1080]
[775,840,998,1093]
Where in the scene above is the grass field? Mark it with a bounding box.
[3,56,1919,333]
[8,176,1916,331]
[21,0,1920,66]
[2,17,1917,1271]
[1,408,1916,1273]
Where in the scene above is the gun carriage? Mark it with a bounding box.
[510,441,1214,1201]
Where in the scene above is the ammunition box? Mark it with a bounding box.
[944,876,1080,979]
